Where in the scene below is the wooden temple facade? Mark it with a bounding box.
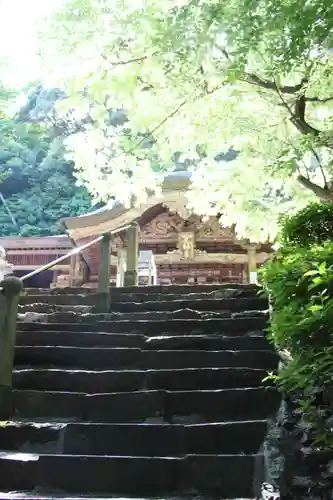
[0,172,271,287]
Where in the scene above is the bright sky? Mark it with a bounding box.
[0,0,60,87]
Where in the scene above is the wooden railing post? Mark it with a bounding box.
[124,223,139,287]
[97,232,111,311]
[0,276,22,419]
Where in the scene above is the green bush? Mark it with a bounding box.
[262,243,333,444]
[280,202,333,247]
[261,202,333,446]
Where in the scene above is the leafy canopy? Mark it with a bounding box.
[38,0,333,241]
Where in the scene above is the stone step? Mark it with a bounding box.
[21,287,259,306]
[110,296,267,312]
[20,294,101,306]
[145,334,271,351]
[0,421,267,456]
[0,452,258,498]
[13,367,269,392]
[0,422,65,454]
[16,331,146,348]
[14,347,277,370]
[0,491,254,500]
[13,387,279,422]
[17,316,268,334]
[18,309,268,324]
[18,305,94,314]
[24,283,258,295]
[110,285,260,302]
[19,297,267,313]
[16,330,270,350]
[18,309,268,322]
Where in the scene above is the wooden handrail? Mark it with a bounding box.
[21,224,132,282]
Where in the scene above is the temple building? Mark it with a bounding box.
[0,172,271,287]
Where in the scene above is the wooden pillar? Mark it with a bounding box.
[96,233,111,312]
[116,248,126,287]
[246,244,259,284]
[124,223,139,287]
[0,276,22,419]
[69,253,78,287]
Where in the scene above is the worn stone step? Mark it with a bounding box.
[18,304,94,314]
[0,422,65,454]
[13,387,279,422]
[0,421,267,456]
[18,309,268,324]
[145,334,271,351]
[21,285,260,306]
[111,296,267,312]
[22,288,97,296]
[20,297,267,314]
[20,294,101,306]
[16,331,145,348]
[15,330,269,350]
[17,316,268,334]
[14,347,277,370]
[64,420,267,456]
[24,283,258,295]
[18,309,268,322]
[113,291,259,303]
[0,452,258,497]
[0,496,256,500]
[13,367,269,392]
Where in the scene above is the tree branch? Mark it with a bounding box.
[297,175,333,201]
[291,95,321,135]
[100,54,148,67]
[242,73,303,94]
[305,96,333,103]
[214,46,305,95]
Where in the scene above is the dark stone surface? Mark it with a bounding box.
[18,309,270,322]
[0,453,259,497]
[110,296,268,312]
[12,387,280,423]
[62,421,267,456]
[13,366,270,392]
[0,422,64,453]
[254,395,333,499]
[20,294,100,306]
[14,346,277,370]
[17,315,268,334]
[16,330,145,348]
[145,333,271,351]
[0,385,12,420]
[16,329,269,350]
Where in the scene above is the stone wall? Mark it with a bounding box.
[255,374,333,499]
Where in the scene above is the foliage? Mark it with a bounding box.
[37,0,333,241]
[0,84,93,236]
[280,201,333,248]
[261,204,333,446]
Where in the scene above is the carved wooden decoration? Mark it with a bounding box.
[177,232,196,260]
[140,211,184,242]
[196,217,234,241]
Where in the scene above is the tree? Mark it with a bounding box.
[0,84,93,236]
[38,0,333,241]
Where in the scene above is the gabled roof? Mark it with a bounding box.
[63,171,192,240]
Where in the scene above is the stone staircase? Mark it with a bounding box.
[0,284,279,499]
